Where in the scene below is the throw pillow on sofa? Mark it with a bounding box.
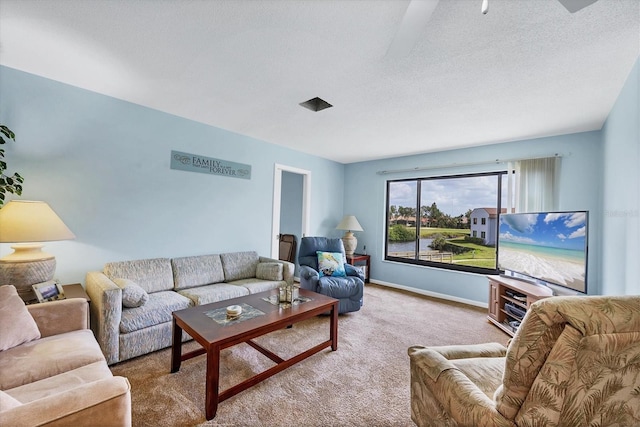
[0,285,41,351]
[113,278,149,308]
[316,251,346,278]
[256,262,284,281]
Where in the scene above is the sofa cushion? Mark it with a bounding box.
[220,251,259,281]
[0,390,22,410]
[171,254,225,290]
[0,329,104,390]
[318,275,362,299]
[227,278,283,295]
[104,258,173,293]
[113,278,149,308]
[178,283,249,306]
[0,285,41,351]
[453,357,505,399]
[119,291,191,334]
[256,262,283,281]
[5,361,113,403]
[317,251,346,277]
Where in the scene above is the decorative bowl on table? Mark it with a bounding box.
[226,305,242,319]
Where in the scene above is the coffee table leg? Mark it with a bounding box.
[205,345,220,420]
[330,302,338,351]
[171,318,182,373]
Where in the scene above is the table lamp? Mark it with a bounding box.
[0,200,75,302]
[336,215,363,257]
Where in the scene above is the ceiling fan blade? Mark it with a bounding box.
[386,0,440,59]
[556,0,599,13]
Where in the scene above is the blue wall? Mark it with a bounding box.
[2,56,638,300]
[344,131,604,303]
[280,170,304,274]
[343,56,640,301]
[601,58,640,295]
[280,171,304,243]
[0,66,345,284]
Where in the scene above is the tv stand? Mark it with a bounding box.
[487,275,554,336]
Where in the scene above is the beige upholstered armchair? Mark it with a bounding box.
[408,295,640,427]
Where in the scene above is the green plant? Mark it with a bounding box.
[464,235,486,245]
[430,234,447,250]
[388,224,415,242]
[430,234,474,255]
[0,125,24,207]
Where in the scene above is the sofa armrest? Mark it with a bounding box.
[428,342,507,361]
[408,344,507,381]
[85,271,123,365]
[298,265,319,291]
[0,376,131,427]
[27,298,89,338]
[410,360,513,427]
[344,263,365,281]
[408,346,513,427]
[259,256,295,286]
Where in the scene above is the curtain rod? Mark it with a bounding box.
[376,153,563,175]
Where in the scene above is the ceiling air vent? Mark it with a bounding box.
[299,97,333,112]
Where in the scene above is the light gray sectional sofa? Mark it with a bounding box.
[85,251,294,365]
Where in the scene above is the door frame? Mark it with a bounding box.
[271,164,311,258]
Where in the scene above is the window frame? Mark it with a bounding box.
[385,171,506,275]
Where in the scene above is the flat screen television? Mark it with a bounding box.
[497,211,588,294]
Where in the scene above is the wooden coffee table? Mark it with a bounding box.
[170,288,338,420]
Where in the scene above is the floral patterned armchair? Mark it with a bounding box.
[408,295,640,427]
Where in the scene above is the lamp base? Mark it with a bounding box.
[341,231,358,257]
[2,243,54,262]
[0,258,56,303]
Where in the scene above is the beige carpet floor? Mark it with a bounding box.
[110,284,509,427]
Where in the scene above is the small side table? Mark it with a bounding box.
[346,254,370,283]
[63,283,91,326]
[25,283,91,305]
[62,283,91,302]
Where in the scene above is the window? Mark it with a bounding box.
[386,171,507,274]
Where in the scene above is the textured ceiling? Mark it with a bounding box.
[0,0,638,163]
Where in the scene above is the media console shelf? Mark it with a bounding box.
[487,275,554,336]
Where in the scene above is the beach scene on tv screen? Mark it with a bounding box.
[498,212,587,292]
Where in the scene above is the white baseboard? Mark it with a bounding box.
[368,279,487,309]
[295,276,487,309]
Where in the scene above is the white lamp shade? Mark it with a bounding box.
[0,200,76,243]
[336,215,363,232]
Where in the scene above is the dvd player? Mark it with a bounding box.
[504,302,526,319]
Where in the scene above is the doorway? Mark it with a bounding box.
[271,164,311,264]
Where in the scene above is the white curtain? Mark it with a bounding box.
[505,157,559,213]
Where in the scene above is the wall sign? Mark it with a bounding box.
[170,150,251,180]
